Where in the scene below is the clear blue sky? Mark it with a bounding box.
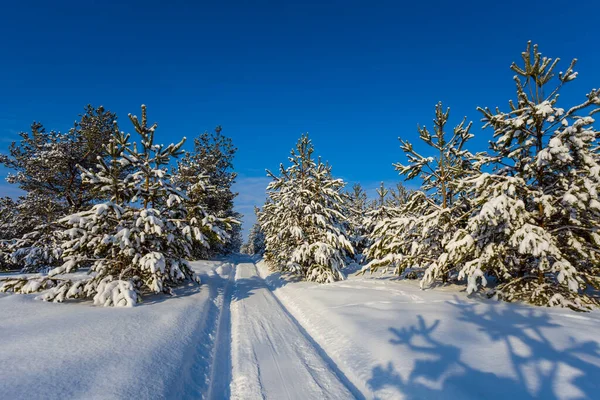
[1,0,599,237]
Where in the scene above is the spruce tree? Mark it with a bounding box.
[259,134,352,283]
[436,43,600,310]
[0,106,228,306]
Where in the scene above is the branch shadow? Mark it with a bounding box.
[232,275,268,302]
[369,298,600,399]
[140,279,204,306]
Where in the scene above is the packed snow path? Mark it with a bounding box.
[230,258,359,399]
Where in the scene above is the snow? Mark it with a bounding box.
[2,256,600,399]
[0,260,233,399]
[256,260,600,400]
[230,260,356,399]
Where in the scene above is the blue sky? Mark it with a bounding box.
[1,1,599,238]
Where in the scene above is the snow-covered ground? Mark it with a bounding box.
[2,256,600,399]
[0,260,234,400]
[257,260,600,400]
[230,260,356,399]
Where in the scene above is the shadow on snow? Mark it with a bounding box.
[369,297,600,399]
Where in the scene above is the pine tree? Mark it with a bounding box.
[0,194,65,272]
[0,105,116,212]
[364,182,400,233]
[259,134,353,283]
[222,211,244,254]
[436,43,600,310]
[344,183,369,262]
[0,197,21,270]
[0,106,118,272]
[362,183,402,267]
[0,197,25,241]
[242,208,266,255]
[0,106,228,306]
[365,103,476,278]
[173,126,239,257]
[387,183,412,208]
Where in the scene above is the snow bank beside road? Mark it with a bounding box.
[0,260,230,400]
[257,260,600,400]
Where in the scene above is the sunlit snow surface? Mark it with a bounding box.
[0,260,232,399]
[257,260,600,400]
[1,257,599,399]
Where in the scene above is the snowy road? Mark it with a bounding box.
[229,259,359,400]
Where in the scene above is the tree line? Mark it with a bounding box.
[246,43,600,311]
[0,105,241,306]
[1,42,598,311]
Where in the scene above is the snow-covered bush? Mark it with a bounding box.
[432,43,600,310]
[259,134,353,283]
[1,106,228,306]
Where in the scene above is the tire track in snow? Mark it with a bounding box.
[230,257,361,399]
[257,263,378,399]
[257,265,366,400]
[168,260,234,399]
[206,260,236,400]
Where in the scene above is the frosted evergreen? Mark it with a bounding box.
[259,134,353,283]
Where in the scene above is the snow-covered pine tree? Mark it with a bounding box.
[0,106,118,272]
[259,134,353,283]
[387,183,413,208]
[173,126,239,257]
[222,212,244,254]
[364,182,400,234]
[0,105,116,212]
[0,242,11,271]
[0,197,23,242]
[242,208,266,255]
[433,43,600,310]
[344,183,369,262]
[0,106,228,306]
[172,153,234,259]
[362,183,403,268]
[3,192,67,273]
[0,197,21,270]
[364,103,475,279]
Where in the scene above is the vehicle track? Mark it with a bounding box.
[206,260,236,399]
[229,256,362,399]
